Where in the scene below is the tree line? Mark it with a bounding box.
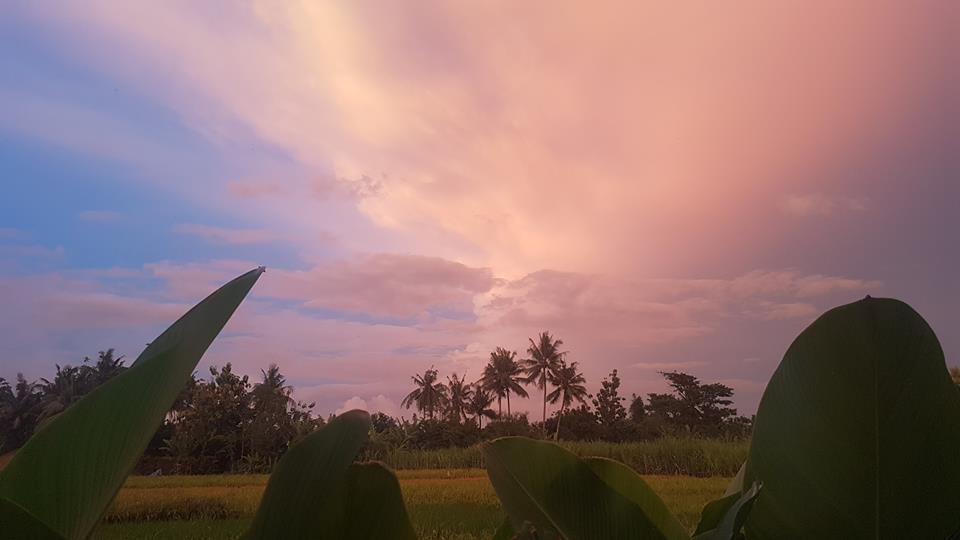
[1,334,752,473]
[0,351,322,473]
[399,331,751,442]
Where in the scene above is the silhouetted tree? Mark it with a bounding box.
[547,361,588,440]
[629,393,646,422]
[646,371,735,434]
[524,332,565,425]
[481,348,528,418]
[445,373,472,423]
[592,369,627,426]
[465,385,496,428]
[401,367,449,419]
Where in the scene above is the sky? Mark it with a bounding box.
[0,2,957,419]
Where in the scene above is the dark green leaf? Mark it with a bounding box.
[484,436,689,540]
[582,457,688,540]
[744,297,960,539]
[0,497,63,540]
[492,518,515,540]
[337,462,416,540]
[243,409,372,539]
[693,482,760,540]
[0,267,264,540]
[694,493,739,536]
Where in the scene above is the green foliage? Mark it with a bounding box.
[243,410,415,539]
[0,267,264,540]
[692,482,760,540]
[484,436,689,539]
[647,372,737,436]
[0,351,127,453]
[155,362,322,474]
[0,497,62,540]
[737,297,960,538]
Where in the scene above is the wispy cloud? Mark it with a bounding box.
[173,224,275,245]
[632,361,708,371]
[782,194,868,217]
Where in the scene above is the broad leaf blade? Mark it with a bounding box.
[583,457,688,540]
[492,518,515,540]
[337,462,416,540]
[243,409,371,539]
[694,493,740,536]
[723,461,747,497]
[484,437,689,540]
[0,267,264,540]
[0,497,63,540]
[744,297,960,539]
[693,482,760,540]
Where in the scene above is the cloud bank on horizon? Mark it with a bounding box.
[0,2,956,417]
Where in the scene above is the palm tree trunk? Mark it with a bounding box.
[507,392,511,417]
[554,403,565,441]
[542,383,547,425]
[498,396,502,419]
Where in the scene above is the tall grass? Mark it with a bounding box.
[367,437,749,476]
[96,470,730,538]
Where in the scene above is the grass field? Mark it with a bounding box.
[92,469,730,539]
[367,437,749,476]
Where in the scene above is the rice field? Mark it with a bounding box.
[92,469,731,539]
[368,437,749,476]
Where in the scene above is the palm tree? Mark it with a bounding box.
[446,373,473,423]
[252,364,293,410]
[37,364,85,424]
[465,385,496,428]
[401,367,449,419]
[480,348,529,418]
[84,349,126,385]
[0,374,42,451]
[547,361,588,440]
[523,331,566,425]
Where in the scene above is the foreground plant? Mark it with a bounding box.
[729,296,960,538]
[485,296,960,539]
[0,267,418,540]
[243,409,415,539]
[0,268,265,539]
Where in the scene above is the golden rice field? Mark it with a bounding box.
[92,469,730,539]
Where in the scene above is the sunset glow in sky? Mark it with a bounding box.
[1,2,956,417]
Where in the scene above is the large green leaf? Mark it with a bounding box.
[492,518,515,540]
[743,297,960,539]
[692,482,760,540]
[336,462,417,539]
[0,267,264,540]
[484,437,689,540]
[0,497,63,540]
[582,457,689,540]
[243,409,374,539]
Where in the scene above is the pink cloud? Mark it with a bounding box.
[781,194,868,217]
[173,224,275,245]
[226,180,283,199]
[261,254,495,319]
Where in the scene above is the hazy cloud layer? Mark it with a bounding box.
[0,2,956,417]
